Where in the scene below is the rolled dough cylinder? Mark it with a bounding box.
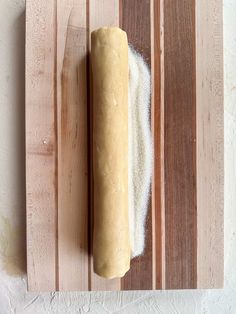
[91,27,130,279]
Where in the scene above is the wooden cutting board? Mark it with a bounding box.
[26,0,224,291]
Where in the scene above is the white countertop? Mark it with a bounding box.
[0,0,235,313]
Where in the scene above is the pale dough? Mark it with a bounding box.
[91,27,130,279]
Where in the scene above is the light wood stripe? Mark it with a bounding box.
[26,0,57,291]
[151,0,165,290]
[196,0,224,288]
[57,1,88,291]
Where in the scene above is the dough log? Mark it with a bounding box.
[91,27,130,279]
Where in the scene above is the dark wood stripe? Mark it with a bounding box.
[164,0,197,289]
[121,0,153,290]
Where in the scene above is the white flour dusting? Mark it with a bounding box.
[128,46,153,258]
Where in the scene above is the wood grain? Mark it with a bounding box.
[26,0,57,291]
[57,2,88,291]
[121,0,153,291]
[26,0,224,291]
[196,0,224,288]
[151,0,165,290]
[163,0,197,289]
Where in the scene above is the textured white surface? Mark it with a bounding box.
[128,47,152,258]
[0,0,235,313]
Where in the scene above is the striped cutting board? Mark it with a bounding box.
[26,0,224,291]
